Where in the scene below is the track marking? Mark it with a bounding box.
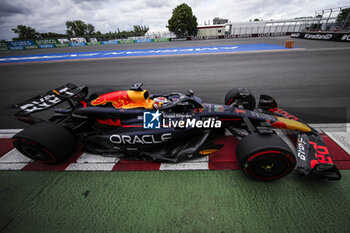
[75,152,120,163]
[0,123,349,171]
[65,163,116,171]
[0,129,21,138]
[323,131,350,156]
[0,44,304,64]
[0,134,15,139]
[0,149,31,163]
[0,163,28,170]
[159,162,208,170]
[0,129,22,134]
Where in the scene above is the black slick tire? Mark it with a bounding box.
[13,122,77,164]
[236,132,296,181]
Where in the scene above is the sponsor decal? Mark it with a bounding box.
[19,94,61,113]
[8,46,24,50]
[143,110,162,129]
[91,91,135,108]
[304,33,332,40]
[97,118,121,126]
[258,33,271,37]
[25,45,39,50]
[341,34,350,41]
[101,41,119,45]
[235,109,246,114]
[18,87,73,113]
[214,105,225,112]
[272,108,298,120]
[171,38,188,41]
[235,34,252,38]
[0,45,242,63]
[87,42,102,46]
[297,137,306,161]
[291,33,300,38]
[110,133,172,144]
[35,39,58,45]
[38,44,55,49]
[199,149,218,155]
[8,40,35,47]
[153,38,170,42]
[119,40,134,44]
[55,43,70,48]
[309,141,333,169]
[135,39,153,43]
[69,42,86,47]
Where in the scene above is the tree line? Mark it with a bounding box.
[11,3,201,41]
[11,20,149,41]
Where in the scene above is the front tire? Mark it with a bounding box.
[236,132,296,181]
[13,122,77,164]
[224,88,256,110]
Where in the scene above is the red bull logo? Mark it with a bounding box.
[91,91,136,108]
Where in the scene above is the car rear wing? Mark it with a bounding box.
[296,132,341,180]
[11,83,87,123]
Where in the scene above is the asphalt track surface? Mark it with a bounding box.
[0,36,350,128]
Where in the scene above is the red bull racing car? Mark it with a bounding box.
[10,83,341,181]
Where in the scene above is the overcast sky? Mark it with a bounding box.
[1,0,349,40]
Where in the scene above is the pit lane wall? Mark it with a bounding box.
[0,38,171,51]
[291,32,350,42]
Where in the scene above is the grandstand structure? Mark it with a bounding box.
[224,6,350,36]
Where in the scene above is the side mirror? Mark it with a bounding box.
[258,95,277,110]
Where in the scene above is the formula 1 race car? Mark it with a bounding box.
[10,83,341,181]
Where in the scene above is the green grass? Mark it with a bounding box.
[1,170,350,233]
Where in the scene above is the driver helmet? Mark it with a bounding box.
[153,97,169,109]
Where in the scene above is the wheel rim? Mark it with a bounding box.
[245,151,293,180]
[15,140,53,163]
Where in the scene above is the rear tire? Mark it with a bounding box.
[236,132,296,181]
[224,88,256,110]
[13,122,77,164]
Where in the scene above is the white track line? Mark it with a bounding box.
[65,163,116,171]
[0,129,22,139]
[159,162,208,170]
[0,134,15,139]
[0,149,31,163]
[0,149,31,170]
[64,152,120,171]
[75,152,120,163]
[323,131,350,156]
[0,163,28,170]
[0,129,22,134]
[309,123,349,132]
